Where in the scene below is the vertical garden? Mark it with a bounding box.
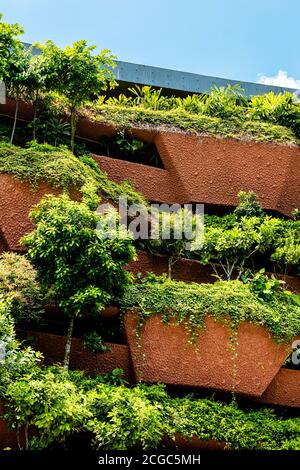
[0,12,300,452]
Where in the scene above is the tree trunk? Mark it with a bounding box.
[32,92,38,141]
[70,108,77,154]
[168,257,173,280]
[10,96,19,144]
[64,315,74,370]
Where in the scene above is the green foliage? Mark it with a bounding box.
[0,141,93,190]
[115,130,144,155]
[83,331,111,354]
[0,298,42,394]
[22,193,135,367]
[241,269,286,303]
[233,190,265,219]
[248,92,300,133]
[201,215,281,280]
[36,40,117,152]
[201,193,300,278]
[1,316,300,451]
[23,193,135,316]
[0,253,44,327]
[143,208,203,278]
[0,13,23,81]
[127,85,171,110]
[203,85,247,118]
[0,141,146,206]
[88,384,165,450]
[270,221,300,274]
[4,368,91,449]
[174,94,206,114]
[164,396,300,450]
[121,276,300,342]
[85,85,300,144]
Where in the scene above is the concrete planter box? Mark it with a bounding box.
[162,434,225,450]
[125,313,296,397]
[256,368,300,408]
[22,331,132,381]
[0,175,79,251]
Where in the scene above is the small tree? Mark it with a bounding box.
[22,52,47,140]
[145,208,203,279]
[36,40,117,153]
[271,221,300,275]
[0,13,23,81]
[6,44,31,143]
[233,190,265,220]
[22,193,135,369]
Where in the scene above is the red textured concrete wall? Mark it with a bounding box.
[0,175,61,251]
[125,313,296,397]
[23,331,132,381]
[156,132,300,216]
[255,369,300,407]
[93,155,178,204]
[0,175,80,251]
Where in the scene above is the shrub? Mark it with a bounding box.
[248,92,300,132]
[0,253,44,327]
[233,190,265,219]
[4,368,91,449]
[83,331,111,354]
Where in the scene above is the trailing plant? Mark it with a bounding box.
[0,252,44,327]
[121,276,300,342]
[22,193,136,369]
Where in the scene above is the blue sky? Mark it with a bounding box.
[1,0,300,87]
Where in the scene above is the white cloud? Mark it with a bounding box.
[257,70,300,89]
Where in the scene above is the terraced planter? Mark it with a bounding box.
[256,368,300,408]
[125,313,296,397]
[21,331,132,381]
[0,174,79,251]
